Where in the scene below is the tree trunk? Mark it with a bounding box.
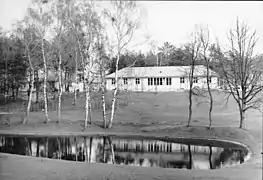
[89,137,93,162]
[209,146,213,169]
[36,140,40,157]
[188,88,192,127]
[108,52,120,128]
[103,136,106,163]
[75,137,78,161]
[89,100,92,124]
[57,138,61,159]
[16,86,19,99]
[74,89,77,107]
[23,69,34,124]
[45,138,49,158]
[25,137,32,156]
[42,38,50,123]
[206,64,213,129]
[99,59,107,128]
[73,47,78,107]
[187,65,194,127]
[239,108,245,129]
[108,137,115,164]
[188,144,192,169]
[57,52,62,124]
[84,79,90,129]
[4,56,7,105]
[64,69,67,92]
[84,137,87,162]
[36,80,39,103]
[102,89,107,128]
[12,81,15,102]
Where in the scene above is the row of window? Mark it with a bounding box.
[180,77,211,84]
[111,78,140,85]
[148,78,171,86]
[111,77,212,85]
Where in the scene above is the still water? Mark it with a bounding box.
[0,135,249,170]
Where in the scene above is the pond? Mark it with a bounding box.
[0,134,250,170]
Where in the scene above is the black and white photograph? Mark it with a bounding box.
[0,0,262,179]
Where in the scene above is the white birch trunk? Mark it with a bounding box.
[101,71,107,128]
[84,71,89,128]
[108,52,120,128]
[57,52,62,123]
[73,46,78,106]
[24,71,34,124]
[42,38,50,123]
[23,49,34,124]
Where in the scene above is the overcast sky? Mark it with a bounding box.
[0,0,262,54]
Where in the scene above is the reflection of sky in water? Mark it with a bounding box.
[0,136,248,170]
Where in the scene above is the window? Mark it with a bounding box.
[149,77,171,86]
[166,77,171,85]
[160,78,163,85]
[111,78,115,85]
[193,77,198,83]
[123,78,128,85]
[180,77,185,84]
[208,77,212,84]
[135,78,140,84]
[148,78,153,86]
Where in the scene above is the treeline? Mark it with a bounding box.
[107,42,222,75]
[0,32,28,102]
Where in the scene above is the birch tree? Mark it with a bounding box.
[217,19,263,129]
[186,29,201,127]
[199,27,214,129]
[59,0,80,107]
[50,0,69,123]
[15,20,41,124]
[104,1,142,128]
[96,36,109,128]
[73,1,103,129]
[27,0,52,123]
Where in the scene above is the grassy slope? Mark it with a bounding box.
[0,91,262,180]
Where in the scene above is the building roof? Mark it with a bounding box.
[106,65,218,78]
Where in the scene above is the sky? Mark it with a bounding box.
[0,0,262,55]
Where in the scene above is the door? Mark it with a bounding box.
[135,78,141,91]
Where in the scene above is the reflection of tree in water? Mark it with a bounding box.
[214,149,246,168]
[209,146,213,169]
[0,135,248,170]
[125,153,135,165]
[115,154,126,164]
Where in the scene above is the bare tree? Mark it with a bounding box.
[104,1,142,128]
[186,29,201,127]
[199,26,214,129]
[217,19,263,129]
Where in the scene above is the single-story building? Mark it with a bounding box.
[106,65,220,92]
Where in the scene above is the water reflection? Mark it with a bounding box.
[0,135,248,170]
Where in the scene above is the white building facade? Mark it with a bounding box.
[106,65,220,92]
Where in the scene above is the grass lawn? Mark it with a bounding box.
[0,90,262,180]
